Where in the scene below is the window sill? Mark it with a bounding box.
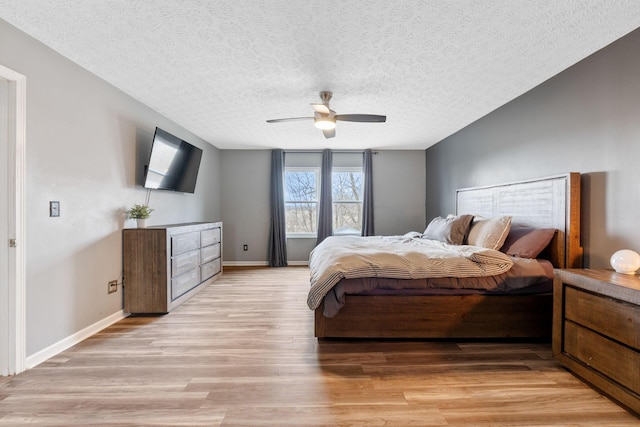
[286,234,316,239]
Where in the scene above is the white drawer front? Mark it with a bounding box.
[201,227,221,247]
[171,268,201,300]
[171,250,200,277]
[201,243,221,264]
[171,231,201,256]
[202,258,221,281]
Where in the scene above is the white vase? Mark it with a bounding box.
[136,219,147,228]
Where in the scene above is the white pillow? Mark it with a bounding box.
[467,216,512,250]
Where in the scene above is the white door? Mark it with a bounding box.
[0,64,26,376]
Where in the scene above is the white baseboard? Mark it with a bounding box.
[26,310,126,369]
[223,261,268,267]
[223,261,308,267]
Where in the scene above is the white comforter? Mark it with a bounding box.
[307,234,515,310]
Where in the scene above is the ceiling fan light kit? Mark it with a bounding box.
[267,91,386,139]
[314,116,336,130]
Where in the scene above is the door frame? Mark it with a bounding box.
[0,64,26,376]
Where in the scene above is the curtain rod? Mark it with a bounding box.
[283,149,379,154]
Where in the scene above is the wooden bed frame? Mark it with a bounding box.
[314,173,582,339]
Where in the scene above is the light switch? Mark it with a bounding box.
[50,201,60,217]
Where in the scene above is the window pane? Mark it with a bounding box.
[285,202,317,234]
[285,170,318,202]
[332,170,362,201]
[333,202,362,235]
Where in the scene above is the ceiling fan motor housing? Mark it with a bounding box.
[319,91,333,105]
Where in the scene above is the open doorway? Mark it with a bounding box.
[0,64,26,376]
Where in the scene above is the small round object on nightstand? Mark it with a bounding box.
[610,249,640,274]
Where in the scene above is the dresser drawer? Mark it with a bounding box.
[201,243,221,264]
[171,231,201,256]
[565,286,639,349]
[171,268,201,300]
[201,258,221,281]
[564,321,640,394]
[171,250,200,277]
[201,227,221,247]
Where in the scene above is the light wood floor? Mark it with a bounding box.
[0,267,637,426]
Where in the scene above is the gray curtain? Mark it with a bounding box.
[361,149,374,236]
[268,149,288,267]
[315,149,333,245]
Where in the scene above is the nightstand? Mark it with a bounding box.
[553,268,640,416]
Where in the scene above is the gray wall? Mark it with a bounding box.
[220,150,271,263]
[0,20,221,357]
[220,150,426,264]
[373,151,426,236]
[426,27,640,269]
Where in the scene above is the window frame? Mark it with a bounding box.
[284,166,321,239]
[331,166,364,236]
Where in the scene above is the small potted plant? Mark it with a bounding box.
[128,204,153,228]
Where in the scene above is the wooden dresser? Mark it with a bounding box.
[553,268,640,416]
[123,222,222,314]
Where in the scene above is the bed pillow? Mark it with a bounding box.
[500,226,556,258]
[422,214,473,245]
[466,216,512,250]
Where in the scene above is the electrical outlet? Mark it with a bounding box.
[49,201,60,217]
[108,280,118,294]
[243,244,248,251]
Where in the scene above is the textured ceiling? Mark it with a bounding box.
[2,1,640,150]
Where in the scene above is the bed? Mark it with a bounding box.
[310,172,582,339]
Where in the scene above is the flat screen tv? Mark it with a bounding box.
[143,127,203,193]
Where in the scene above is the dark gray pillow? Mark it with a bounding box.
[500,226,556,258]
[422,214,474,245]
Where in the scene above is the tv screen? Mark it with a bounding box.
[143,127,203,193]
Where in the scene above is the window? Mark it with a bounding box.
[332,167,363,235]
[284,167,319,236]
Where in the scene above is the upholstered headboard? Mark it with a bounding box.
[456,173,582,269]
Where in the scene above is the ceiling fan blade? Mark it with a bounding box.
[310,103,331,115]
[335,114,386,123]
[322,128,335,139]
[266,117,314,123]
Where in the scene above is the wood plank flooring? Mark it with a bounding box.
[0,267,637,426]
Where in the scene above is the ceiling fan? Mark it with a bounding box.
[266,91,386,139]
